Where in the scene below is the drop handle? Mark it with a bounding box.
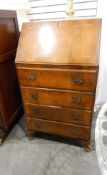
[70,128,79,136]
[71,114,80,121]
[72,78,84,84]
[30,93,38,99]
[72,97,82,104]
[27,74,36,80]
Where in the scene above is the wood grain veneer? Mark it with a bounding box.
[16,19,101,151]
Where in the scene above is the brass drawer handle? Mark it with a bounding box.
[70,128,79,136]
[27,74,36,81]
[30,93,38,99]
[73,78,84,85]
[72,97,82,104]
[71,114,80,121]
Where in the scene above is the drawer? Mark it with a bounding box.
[24,104,92,126]
[26,117,90,140]
[17,68,97,91]
[21,87,94,110]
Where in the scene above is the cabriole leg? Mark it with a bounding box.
[27,130,34,140]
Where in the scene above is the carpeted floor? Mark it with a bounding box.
[0,112,101,175]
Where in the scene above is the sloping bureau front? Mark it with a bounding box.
[15,19,101,151]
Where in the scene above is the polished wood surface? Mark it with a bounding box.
[21,87,94,110]
[24,104,92,126]
[0,10,19,63]
[0,19,17,54]
[26,117,90,140]
[0,59,21,122]
[16,19,101,66]
[17,67,97,91]
[16,63,99,69]
[0,10,22,144]
[16,19,101,150]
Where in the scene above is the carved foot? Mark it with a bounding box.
[0,128,7,146]
[84,144,92,152]
[27,130,34,140]
[81,140,92,152]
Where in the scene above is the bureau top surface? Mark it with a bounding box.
[15,19,101,66]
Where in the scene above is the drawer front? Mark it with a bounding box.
[24,104,92,126]
[21,87,94,110]
[17,68,97,91]
[26,117,90,140]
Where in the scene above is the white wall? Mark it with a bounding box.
[0,0,28,9]
[28,0,97,21]
[0,0,30,30]
[95,0,107,104]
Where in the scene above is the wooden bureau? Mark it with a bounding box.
[0,10,23,144]
[15,19,101,150]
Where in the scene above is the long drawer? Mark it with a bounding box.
[21,87,94,110]
[17,68,97,91]
[26,117,90,140]
[24,104,92,126]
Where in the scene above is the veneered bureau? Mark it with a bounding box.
[15,19,101,150]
